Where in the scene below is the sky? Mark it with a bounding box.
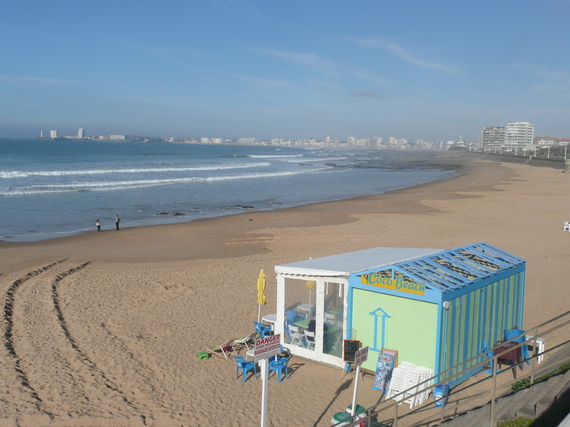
[1,0,570,142]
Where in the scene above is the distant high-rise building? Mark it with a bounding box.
[347,136,356,146]
[50,130,58,139]
[479,126,506,151]
[506,122,534,146]
[370,137,382,148]
[78,128,85,139]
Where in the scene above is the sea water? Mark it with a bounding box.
[0,139,457,242]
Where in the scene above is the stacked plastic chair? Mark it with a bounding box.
[387,361,434,409]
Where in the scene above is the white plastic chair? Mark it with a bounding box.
[526,335,546,363]
[324,312,336,325]
[288,324,304,347]
[304,330,316,350]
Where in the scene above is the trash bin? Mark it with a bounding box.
[346,404,365,415]
[331,411,368,427]
[342,405,367,427]
[330,411,352,426]
[434,384,450,407]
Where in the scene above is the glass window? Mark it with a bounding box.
[283,277,316,350]
[323,282,344,357]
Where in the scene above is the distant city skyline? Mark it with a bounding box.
[37,122,569,153]
[1,1,569,141]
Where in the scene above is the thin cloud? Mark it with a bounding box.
[352,91,392,100]
[306,79,341,89]
[0,74,82,85]
[512,63,570,96]
[198,67,293,90]
[132,43,206,60]
[252,48,340,76]
[513,62,570,86]
[231,72,292,89]
[350,37,458,73]
[348,68,391,85]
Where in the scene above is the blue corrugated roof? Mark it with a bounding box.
[394,242,525,292]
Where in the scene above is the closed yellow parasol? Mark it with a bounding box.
[306,280,315,304]
[257,269,267,322]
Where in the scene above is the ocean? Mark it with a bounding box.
[0,139,458,242]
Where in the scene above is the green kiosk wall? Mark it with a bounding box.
[352,289,438,373]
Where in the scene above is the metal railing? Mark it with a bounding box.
[334,310,570,427]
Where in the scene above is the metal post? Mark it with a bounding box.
[393,398,399,427]
[260,358,269,427]
[531,335,537,385]
[351,364,361,416]
[490,355,497,427]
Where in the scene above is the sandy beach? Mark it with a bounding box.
[1,152,570,426]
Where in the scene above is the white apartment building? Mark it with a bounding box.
[370,137,382,148]
[78,128,85,139]
[50,130,58,138]
[506,122,534,146]
[237,138,259,144]
[479,126,506,151]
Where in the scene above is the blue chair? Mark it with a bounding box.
[269,356,290,383]
[482,340,495,374]
[285,310,301,323]
[254,321,272,338]
[234,356,257,382]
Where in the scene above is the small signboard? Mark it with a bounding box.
[354,346,369,367]
[373,348,398,392]
[343,339,361,362]
[255,334,281,363]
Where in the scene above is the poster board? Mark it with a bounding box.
[343,340,361,362]
[373,348,398,392]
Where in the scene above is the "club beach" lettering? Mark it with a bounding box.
[361,272,426,295]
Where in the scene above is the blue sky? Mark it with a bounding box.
[1,0,569,142]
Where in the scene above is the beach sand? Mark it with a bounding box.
[1,153,569,426]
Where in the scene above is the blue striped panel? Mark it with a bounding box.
[439,272,524,386]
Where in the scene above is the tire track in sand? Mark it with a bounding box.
[3,261,178,424]
[2,260,65,417]
[10,261,146,422]
[49,263,149,423]
[2,261,148,423]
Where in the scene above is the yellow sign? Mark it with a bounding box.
[361,272,426,295]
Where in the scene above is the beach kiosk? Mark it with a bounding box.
[273,242,525,388]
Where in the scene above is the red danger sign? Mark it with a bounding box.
[254,334,281,363]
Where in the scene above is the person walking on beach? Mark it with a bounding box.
[96,219,101,232]
[115,215,120,231]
